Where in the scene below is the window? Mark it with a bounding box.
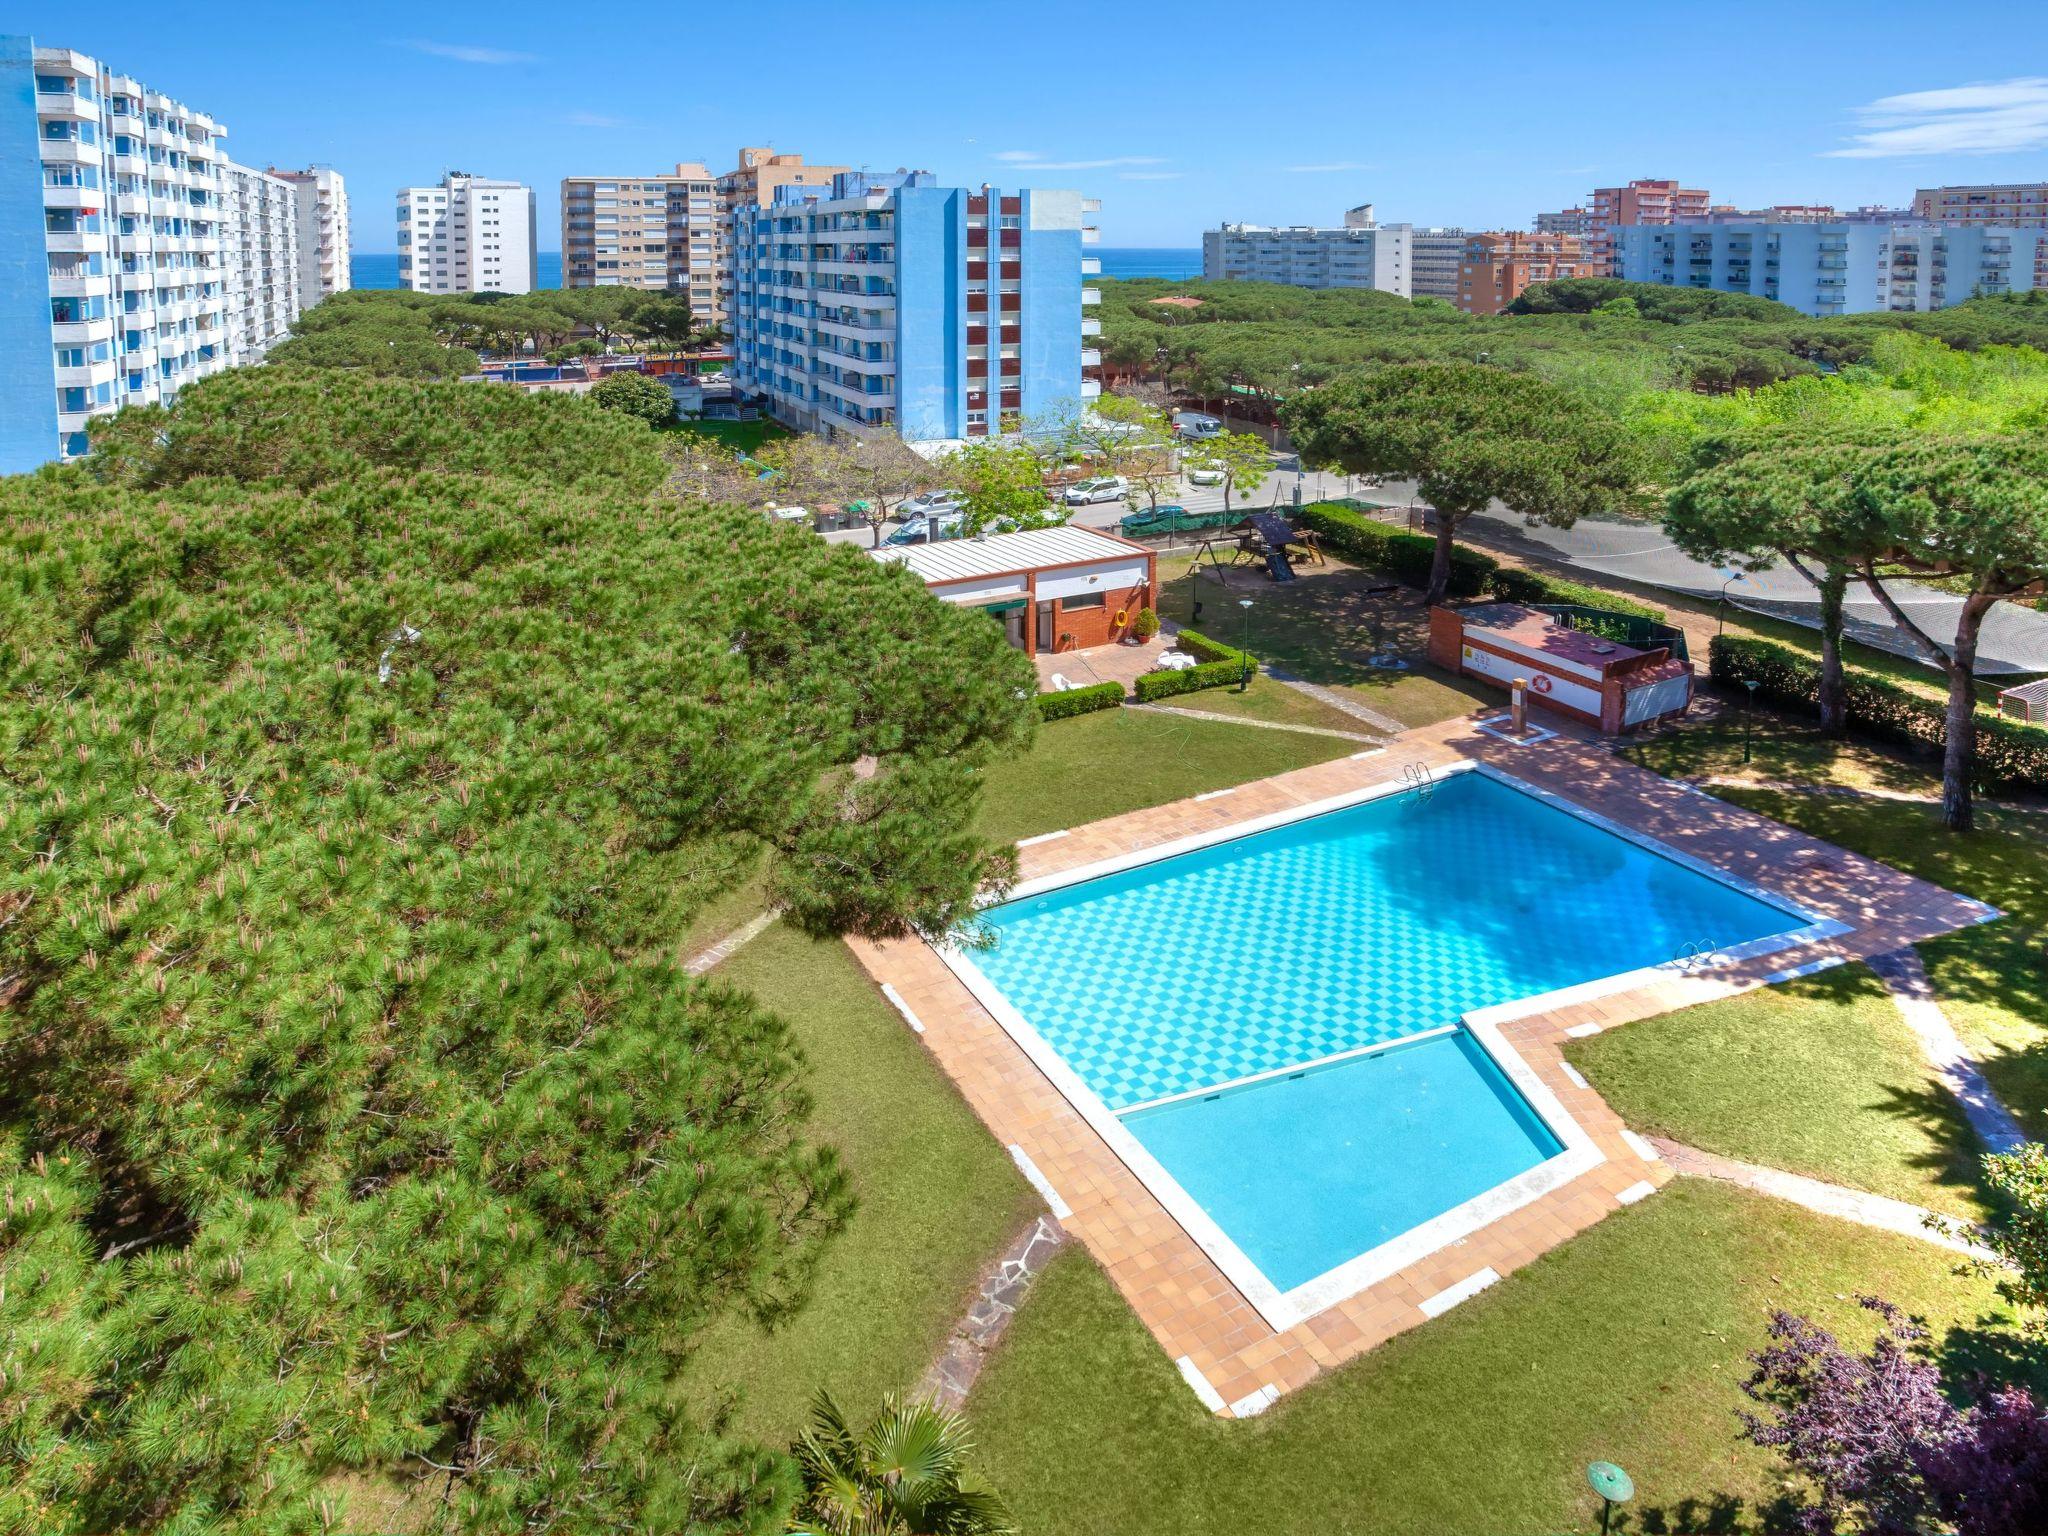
[1061,592,1106,611]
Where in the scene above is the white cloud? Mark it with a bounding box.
[1284,161,1375,173]
[402,39,536,65]
[1826,77,2048,158]
[994,152,1169,170]
[1118,171,1184,181]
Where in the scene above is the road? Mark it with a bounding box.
[822,448,2048,676]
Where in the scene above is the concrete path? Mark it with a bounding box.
[682,910,777,976]
[917,1216,1069,1411]
[1867,946,2031,1155]
[1652,1138,1995,1259]
[1129,701,1384,744]
[1259,664,1410,736]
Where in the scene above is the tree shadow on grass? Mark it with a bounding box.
[1625,1491,1806,1535]
[1935,1311,2048,1396]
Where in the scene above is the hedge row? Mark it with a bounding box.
[1132,627,1259,702]
[1034,680,1124,721]
[1294,502,1668,621]
[1708,634,2048,792]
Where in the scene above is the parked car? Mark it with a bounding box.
[1063,475,1130,506]
[884,509,966,545]
[1186,462,1225,487]
[1174,411,1224,440]
[899,488,967,517]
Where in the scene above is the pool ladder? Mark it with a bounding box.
[1673,937,1725,974]
[1402,762,1438,802]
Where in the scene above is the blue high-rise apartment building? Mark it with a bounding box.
[728,170,1101,444]
[2,36,238,474]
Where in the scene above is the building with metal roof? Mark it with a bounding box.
[874,525,1156,654]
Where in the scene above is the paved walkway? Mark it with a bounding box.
[1652,1139,1995,1259]
[916,1216,1069,1411]
[1260,664,1410,735]
[1867,946,2031,1155]
[683,910,777,976]
[1129,702,1383,744]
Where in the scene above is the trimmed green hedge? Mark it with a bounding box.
[1296,503,1495,598]
[1035,680,1124,721]
[1708,635,2048,792]
[1488,566,1666,622]
[1133,627,1259,702]
[1294,502,1669,622]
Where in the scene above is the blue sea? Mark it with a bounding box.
[351,252,564,290]
[1096,247,1201,281]
[350,248,1196,291]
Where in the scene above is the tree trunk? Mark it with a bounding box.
[1427,518,1456,608]
[1816,563,1848,737]
[1940,592,1993,833]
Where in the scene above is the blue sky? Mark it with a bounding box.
[19,0,2048,248]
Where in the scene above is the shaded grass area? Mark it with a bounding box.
[1334,669,1498,729]
[661,417,790,455]
[1623,723,2048,1142]
[975,707,1354,846]
[969,1181,2040,1536]
[1623,716,1946,797]
[1568,964,1993,1220]
[681,923,1036,1442]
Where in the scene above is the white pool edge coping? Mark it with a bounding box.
[935,760,1855,1335]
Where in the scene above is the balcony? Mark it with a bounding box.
[1080,287,1100,306]
[1081,348,1101,367]
[1080,317,1101,337]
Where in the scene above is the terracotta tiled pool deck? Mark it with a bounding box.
[847,714,1998,1418]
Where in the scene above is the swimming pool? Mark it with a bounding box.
[945,764,1836,1327]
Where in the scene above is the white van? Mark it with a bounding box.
[1174,411,1224,440]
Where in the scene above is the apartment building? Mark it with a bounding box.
[1536,178,1712,275]
[1202,206,1412,295]
[716,148,846,320]
[396,173,536,294]
[1911,183,2048,226]
[1408,227,1469,300]
[268,164,350,309]
[1456,231,1598,314]
[1617,220,2048,315]
[727,171,1098,444]
[219,159,300,366]
[3,35,236,471]
[561,163,723,317]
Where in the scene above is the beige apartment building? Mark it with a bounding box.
[1911,183,2048,225]
[715,148,846,316]
[1457,231,1599,315]
[561,163,722,317]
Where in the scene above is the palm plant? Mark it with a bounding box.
[790,1392,1016,1536]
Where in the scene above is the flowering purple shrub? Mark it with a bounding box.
[1739,1295,2048,1535]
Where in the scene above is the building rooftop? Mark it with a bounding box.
[872,525,1145,586]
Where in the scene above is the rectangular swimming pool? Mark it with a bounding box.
[946,764,1834,1327]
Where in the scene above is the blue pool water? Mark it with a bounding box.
[1126,1032,1564,1291]
[967,771,1796,1111]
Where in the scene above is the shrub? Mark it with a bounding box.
[1034,681,1124,720]
[1709,635,2048,792]
[1132,628,1257,701]
[588,370,676,427]
[1131,606,1160,642]
[1295,502,1496,597]
[1486,565,1667,621]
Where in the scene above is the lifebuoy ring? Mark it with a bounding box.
[1114,608,1129,627]
[1531,674,1555,694]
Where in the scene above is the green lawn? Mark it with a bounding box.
[1568,963,1993,1219]
[680,923,1036,1442]
[976,707,1355,846]
[969,1181,2035,1536]
[661,417,790,455]
[1146,674,1377,735]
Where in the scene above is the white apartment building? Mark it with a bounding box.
[219,160,301,366]
[1407,227,1469,300]
[396,174,537,294]
[269,164,350,309]
[1202,206,1413,296]
[1618,220,2048,316]
[5,36,234,470]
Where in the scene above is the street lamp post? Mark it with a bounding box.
[1238,598,1254,692]
[1743,678,1760,764]
[1717,567,1743,635]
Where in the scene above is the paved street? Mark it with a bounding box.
[818,448,2048,675]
